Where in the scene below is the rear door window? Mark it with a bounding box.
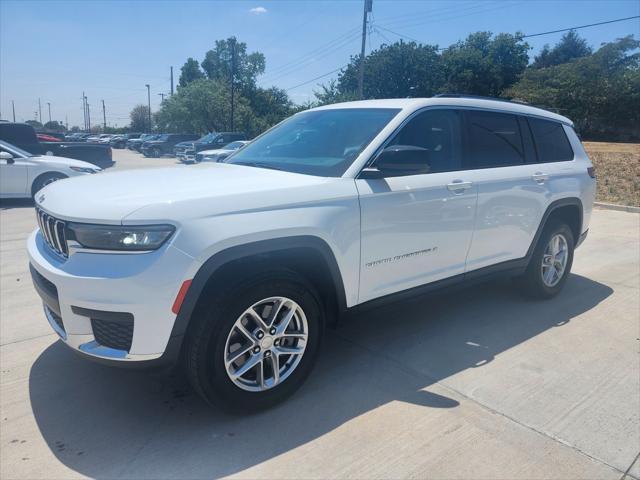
[528,117,574,162]
[465,110,525,168]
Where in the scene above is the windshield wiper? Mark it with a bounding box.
[232,161,286,172]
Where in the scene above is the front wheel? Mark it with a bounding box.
[518,220,575,299]
[185,269,323,411]
[31,173,67,198]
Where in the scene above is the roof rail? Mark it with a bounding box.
[433,93,532,106]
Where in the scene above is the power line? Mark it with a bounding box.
[521,16,640,38]
[285,14,640,94]
[284,66,347,91]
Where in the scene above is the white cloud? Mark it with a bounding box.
[249,6,268,15]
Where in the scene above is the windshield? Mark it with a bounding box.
[225,108,399,177]
[226,141,246,150]
[156,134,169,141]
[0,140,34,158]
[197,133,217,143]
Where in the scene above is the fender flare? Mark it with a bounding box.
[170,235,348,339]
[525,197,583,259]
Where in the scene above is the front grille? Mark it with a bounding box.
[91,318,134,352]
[35,208,68,258]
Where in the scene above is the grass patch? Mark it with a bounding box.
[583,142,640,207]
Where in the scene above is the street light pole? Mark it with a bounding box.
[47,102,51,123]
[145,84,152,133]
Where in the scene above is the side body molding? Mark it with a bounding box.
[170,235,348,339]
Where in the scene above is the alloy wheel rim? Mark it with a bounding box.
[541,233,568,287]
[224,296,308,392]
[42,177,59,187]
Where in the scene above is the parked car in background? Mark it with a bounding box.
[189,140,250,163]
[0,140,101,198]
[175,132,246,160]
[127,134,157,151]
[0,123,113,168]
[142,133,200,158]
[110,133,141,149]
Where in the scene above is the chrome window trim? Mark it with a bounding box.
[355,104,574,178]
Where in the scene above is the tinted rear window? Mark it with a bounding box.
[465,110,525,168]
[528,118,574,162]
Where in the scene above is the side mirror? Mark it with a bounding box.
[363,145,432,178]
[0,151,14,164]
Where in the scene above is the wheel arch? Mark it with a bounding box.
[171,235,348,340]
[30,171,68,197]
[526,197,583,258]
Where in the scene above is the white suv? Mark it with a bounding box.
[28,96,595,410]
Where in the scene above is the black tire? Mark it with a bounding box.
[184,269,324,411]
[152,147,161,158]
[31,172,67,198]
[518,220,575,299]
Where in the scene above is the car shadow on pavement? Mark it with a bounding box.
[28,274,613,478]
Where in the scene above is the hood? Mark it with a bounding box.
[35,163,336,224]
[198,148,227,155]
[34,155,98,170]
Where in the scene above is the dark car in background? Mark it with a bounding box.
[0,123,113,168]
[142,133,200,158]
[127,134,158,151]
[110,133,141,149]
[174,132,246,160]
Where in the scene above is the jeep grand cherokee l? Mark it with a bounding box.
[28,96,595,410]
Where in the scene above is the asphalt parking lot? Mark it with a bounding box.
[1,149,639,479]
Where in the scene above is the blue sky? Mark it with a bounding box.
[1,0,638,128]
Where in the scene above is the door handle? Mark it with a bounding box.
[532,172,549,183]
[447,180,473,193]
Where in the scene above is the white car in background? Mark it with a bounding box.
[0,140,101,199]
[187,140,250,163]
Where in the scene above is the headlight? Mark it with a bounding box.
[67,223,175,251]
[70,166,101,174]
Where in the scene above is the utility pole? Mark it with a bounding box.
[230,37,236,131]
[82,93,86,131]
[87,102,91,131]
[12,100,16,122]
[38,98,42,124]
[102,99,107,129]
[47,102,51,123]
[145,84,152,132]
[358,0,372,100]
[170,66,174,95]
[158,93,165,102]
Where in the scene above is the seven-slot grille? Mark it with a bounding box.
[36,208,68,258]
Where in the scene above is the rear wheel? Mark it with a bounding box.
[152,147,161,158]
[185,269,323,411]
[31,173,67,198]
[519,220,575,298]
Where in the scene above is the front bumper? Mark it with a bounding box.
[28,229,195,366]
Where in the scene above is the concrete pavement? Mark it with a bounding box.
[1,149,638,479]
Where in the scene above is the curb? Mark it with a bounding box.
[594,202,640,213]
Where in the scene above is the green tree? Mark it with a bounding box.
[441,32,529,96]
[129,104,151,132]
[25,120,42,128]
[323,41,444,100]
[532,30,592,69]
[43,120,66,131]
[507,36,640,140]
[201,37,265,91]
[179,57,205,88]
